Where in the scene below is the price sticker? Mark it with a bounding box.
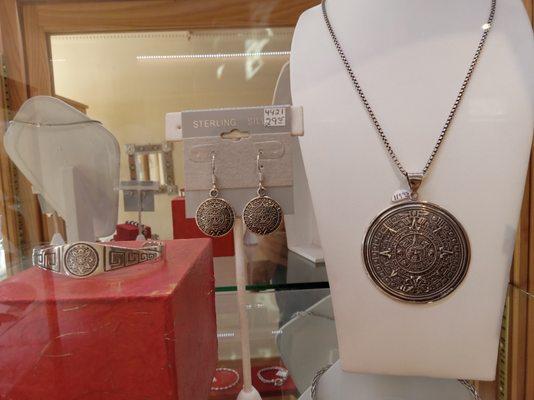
[264,107,286,128]
[391,189,411,203]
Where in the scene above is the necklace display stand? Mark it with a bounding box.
[60,166,101,241]
[234,217,262,400]
[4,96,120,242]
[273,62,323,263]
[291,0,534,380]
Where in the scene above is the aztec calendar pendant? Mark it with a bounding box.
[362,201,470,303]
[195,197,235,238]
[243,195,283,236]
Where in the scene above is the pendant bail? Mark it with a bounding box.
[406,172,423,199]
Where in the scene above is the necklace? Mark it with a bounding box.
[322,0,495,303]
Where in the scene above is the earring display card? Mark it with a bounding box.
[171,106,301,218]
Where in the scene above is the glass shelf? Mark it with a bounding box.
[214,288,334,399]
[214,250,328,293]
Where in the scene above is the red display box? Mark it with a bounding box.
[113,222,152,241]
[0,239,217,400]
[172,197,234,257]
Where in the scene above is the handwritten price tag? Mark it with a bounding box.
[392,189,411,203]
[264,107,286,127]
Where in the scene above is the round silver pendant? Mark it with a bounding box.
[64,243,99,277]
[195,197,235,238]
[243,195,283,236]
[362,201,470,303]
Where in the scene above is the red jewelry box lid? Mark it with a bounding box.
[0,239,217,400]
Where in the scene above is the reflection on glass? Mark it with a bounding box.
[215,289,332,398]
[50,28,292,240]
[0,216,5,280]
[134,152,165,185]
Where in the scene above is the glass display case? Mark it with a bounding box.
[0,1,533,400]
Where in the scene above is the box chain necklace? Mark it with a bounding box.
[322,0,496,303]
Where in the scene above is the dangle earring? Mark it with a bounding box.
[242,151,283,235]
[195,152,235,237]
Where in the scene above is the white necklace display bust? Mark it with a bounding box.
[291,0,534,379]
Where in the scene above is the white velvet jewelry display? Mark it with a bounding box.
[291,0,534,379]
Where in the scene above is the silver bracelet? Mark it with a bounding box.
[211,367,240,391]
[257,366,289,387]
[32,240,164,278]
[311,365,482,400]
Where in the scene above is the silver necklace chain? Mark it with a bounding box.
[321,0,496,178]
[311,365,482,400]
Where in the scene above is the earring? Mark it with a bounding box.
[243,151,283,235]
[195,152,235,237]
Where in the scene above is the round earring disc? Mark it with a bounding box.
[196,197,235,238]
[243,195,283,236]
[362,201,470,303]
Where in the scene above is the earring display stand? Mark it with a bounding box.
[234,218,261,400]
[168,105,302,400]
[4,96,120,242]
[170,105,302,218]
[119,180,160,240]
[272,62,324,264]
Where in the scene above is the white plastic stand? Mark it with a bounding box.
[234,218,262,400]
[298,362,474,400]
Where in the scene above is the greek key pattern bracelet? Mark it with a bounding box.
[211,368,240,391]
[311,365,481,400]
[33,240,164,278]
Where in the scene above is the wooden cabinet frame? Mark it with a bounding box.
[0,0,533,399]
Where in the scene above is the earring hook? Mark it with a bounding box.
[211,151,216,184]
[210,151,218,197]
[257,150,266,196]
